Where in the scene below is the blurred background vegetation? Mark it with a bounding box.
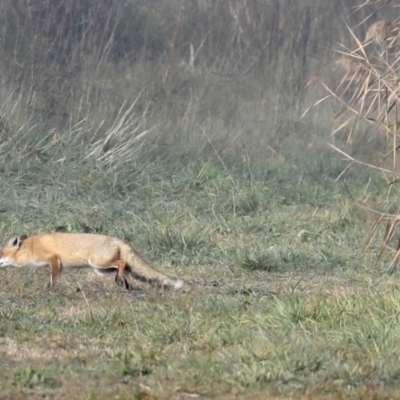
[0,0,389,167]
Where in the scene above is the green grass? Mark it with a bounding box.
[0,156,399,399]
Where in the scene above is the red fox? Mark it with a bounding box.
[0,233,184,290]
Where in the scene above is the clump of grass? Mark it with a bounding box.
[150,225,209,252]
[232,191,260,215]
[8,366,60,390]
[238,250,282,272]
[146,222,216,266]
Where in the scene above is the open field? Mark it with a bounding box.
[1,158,400,399]
[1,1,399,398]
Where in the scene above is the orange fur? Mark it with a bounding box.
[0,233,184,290]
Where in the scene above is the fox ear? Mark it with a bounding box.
[8,235,21,248]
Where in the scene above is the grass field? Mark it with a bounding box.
[0,1,398,398]
[1,155,400,399]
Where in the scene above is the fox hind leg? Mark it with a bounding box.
[114,272,131,290]
[91,258,131,290]
[114,259,131,290]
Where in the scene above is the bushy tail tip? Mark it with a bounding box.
[172,279,184,289]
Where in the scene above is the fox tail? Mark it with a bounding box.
[121,244,184,289]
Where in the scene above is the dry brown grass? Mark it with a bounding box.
[365,20,393,43]
[309,1,400,270]
[0,337,109,362]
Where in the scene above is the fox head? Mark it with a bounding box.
[0,235,26,267]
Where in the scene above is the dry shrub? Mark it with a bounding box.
[310,1,400,271]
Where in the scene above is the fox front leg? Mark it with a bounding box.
[48,256,62,289]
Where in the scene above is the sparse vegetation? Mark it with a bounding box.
[1,0,400,399]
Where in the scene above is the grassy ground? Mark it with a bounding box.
[1,156,399,399]
[0,1,398,398]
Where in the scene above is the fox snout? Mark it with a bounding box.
[0,257,11,267]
